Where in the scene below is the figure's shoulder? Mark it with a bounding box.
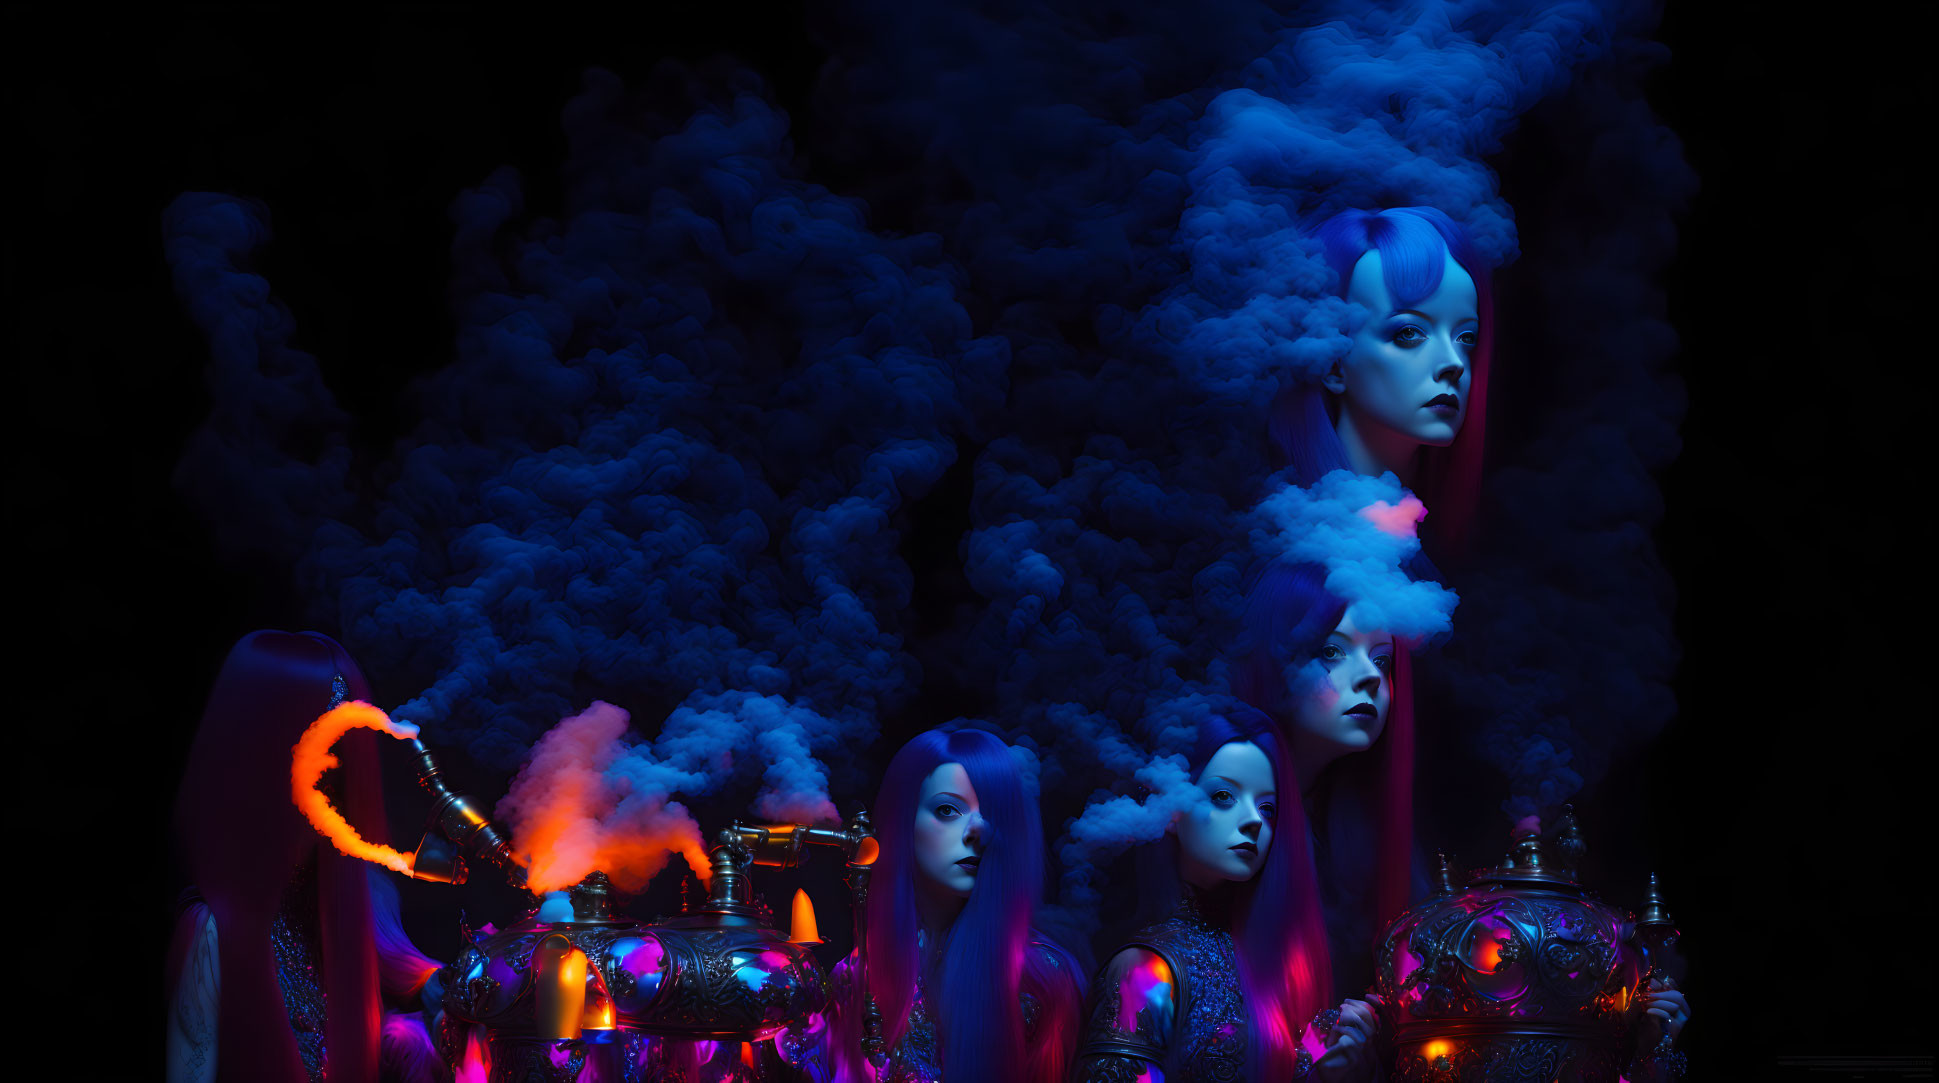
[1094,944,1179,1021]
[1073,943,1179,1076]
[167,896,221,1083]
[1121,914,1201,970]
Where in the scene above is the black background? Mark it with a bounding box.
[8,4,1931,1078]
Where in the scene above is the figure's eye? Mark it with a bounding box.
[1321,643,1345,662]
[1259,803,1278,823]
[1457,329,1478,348]
[1211,789,1235,805]
[933,803,960,820]
[1373,653,1395,674]
[1393,325,1427,347]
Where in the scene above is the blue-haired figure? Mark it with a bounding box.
[1231,563,1693,1059]
[821,727,1082,1082]
[1272,207,1494,552]
[1234,561,1422,998]
[1074,704,1380,1083]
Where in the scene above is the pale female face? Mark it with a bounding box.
[913,762,987,898]
[1325,248,1479,447]
[1175,741,1278,887]
[1290,611,1394,757]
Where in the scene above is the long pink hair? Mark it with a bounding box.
[167,630,388,1083]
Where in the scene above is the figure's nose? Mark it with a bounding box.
[1434,342,1468,385]
[1239,808,1263,839]
[964,812,987,850]
[1352,660,1384,696]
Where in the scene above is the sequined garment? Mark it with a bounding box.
[1075,890,1311,1083]
[881,971,944,1083]
[270,861,328,1083]
[825,937,1068,1083]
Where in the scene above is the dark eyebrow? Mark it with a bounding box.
[1208,775,1242,789]
[929,791,970,804]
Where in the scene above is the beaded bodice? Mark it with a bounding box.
[1077,889,1312,1083]
[270,861,327,1083]
[825,935,1065,1083]
[880,970,944,1083]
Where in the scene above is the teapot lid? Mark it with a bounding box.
[1468,809,1584,889]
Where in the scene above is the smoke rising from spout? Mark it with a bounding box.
[497,701,711,894]
[171,69,1006,871]
[171,2,1691,910]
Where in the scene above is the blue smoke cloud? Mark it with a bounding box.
[164,193,357,562]
[811,0,1685,870]
[169,1,1688,914]
[1254,470,1457,642]
[1421,47,1693,821]
[168,70,1007,830]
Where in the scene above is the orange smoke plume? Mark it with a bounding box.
[292,700,421,875]
[498,701,712,895]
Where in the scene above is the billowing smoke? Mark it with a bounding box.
[169,71,1006,849]
[1254,471,1457,643]
[497,701,710,894]
[164,193,357,562]
[1422,45,1693,821]
[811,0,1686,877]
[170,1,1689,923]
[496,692,872,893]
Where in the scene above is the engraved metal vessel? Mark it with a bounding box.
[438,815,877,1083]
[1371,810,1680,1083]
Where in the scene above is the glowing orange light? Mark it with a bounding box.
[502,704,713,894]
[292,700,420,874]
[1423,1039,1454,1061]
[740,1042,757,1068]
[583,979,616,1032]
[789,889,822,944]
[852,836,881,867]
[1477,937,1503,973]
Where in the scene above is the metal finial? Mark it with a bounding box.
[1638,872,1673,927]
[1552,804,1587,875]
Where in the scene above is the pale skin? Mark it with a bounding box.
[1287,611,1395,795]
[1323,249,1478,487]
[911,762,988,940]
[1282,615,1691,1047]
[1108,742,1380,1081]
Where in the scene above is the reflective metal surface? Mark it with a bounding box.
[1372,809,1675,1082]
[437,812,877,1083]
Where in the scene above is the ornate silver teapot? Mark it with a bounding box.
[434,811,878,1082]
[1371,809,1680,1082]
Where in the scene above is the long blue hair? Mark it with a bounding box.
[1270,206,1494,550]
[850,727,1076,1081]
[1135,702,1330,1081]
[1232,560,1419,969]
